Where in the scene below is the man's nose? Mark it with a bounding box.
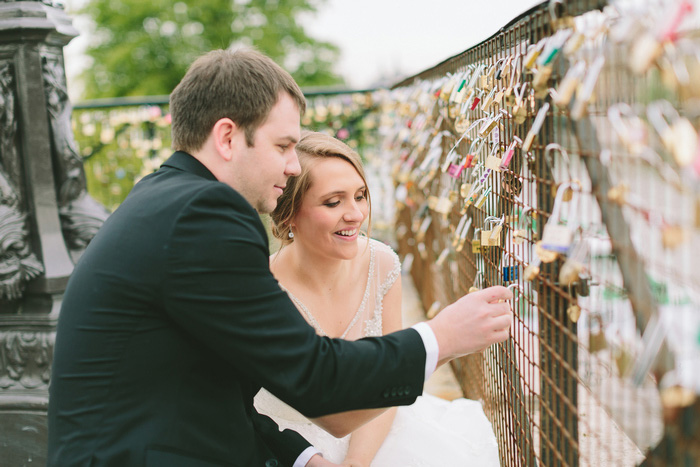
[285,151,301,176]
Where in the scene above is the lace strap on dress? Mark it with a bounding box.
[378,244,401,298]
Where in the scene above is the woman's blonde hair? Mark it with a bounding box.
[271,131,371,244]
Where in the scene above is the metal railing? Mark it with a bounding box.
[378,0,700,465]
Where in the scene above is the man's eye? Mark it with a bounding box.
[278,145,289,151]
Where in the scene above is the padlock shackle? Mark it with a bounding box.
[550,179,582,223]
[544,142,574,183]
[646,99,680,137]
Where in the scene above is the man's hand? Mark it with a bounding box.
[427,286,513,362]
[306,454,341,466]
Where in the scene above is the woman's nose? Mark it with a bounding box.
[343,200,365,222]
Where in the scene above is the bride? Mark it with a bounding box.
[254,131,500,466]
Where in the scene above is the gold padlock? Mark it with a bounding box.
[614,346,634,377]
[588,315,608,353]
[535,241,558,263]
[670,117,698,167]
[436,247,450,267]
[661,224,687,249]
[629,32,663,75]
[454,114,470,134]
[567,304,581,323]
[523,263,540,281]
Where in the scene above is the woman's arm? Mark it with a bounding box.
[342,263,403,466]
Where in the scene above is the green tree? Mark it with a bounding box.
[77,0,344,99]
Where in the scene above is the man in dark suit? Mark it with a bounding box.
[48,48,512,466]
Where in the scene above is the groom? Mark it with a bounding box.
[48,48,513,466]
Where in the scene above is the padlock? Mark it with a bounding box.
[493,88,505,106]
[513,104,527,125]
[484,153,503,172]
[531,65,552,94]
[502,265,519,282]
[670,117,697,167]
[474,185,492,209]
[523,257,541,281]
[452,215,472,249]
[629,32,663,75]
[541,224,573,254]
[415,215,432,243]
[433,196,453,216]
[523,38,546,69]
[535,241,559,263]
[478,114,501,137]
[588,315,608,353]
[614,347,634,377]
[454,114,470,134]
[661,224,687,249]
[559,234,589,286]
[481,88,497,111]
[559,258,582,286]
[567,304,581,323]
[563,31,585,56]
[468,272,484,293]
[522,103,550,152]
[436,247,450,267]
[576,276,591,297]
[500,136,522,171]
[647,100,698,167]
[417,242,428,260]
[571,55,605,120]
[512,207,532,245]
[607,183,629,205]
[460,182,472,199]
[609,103,648,156]
[540,180,580,254]
[553,60,586,107]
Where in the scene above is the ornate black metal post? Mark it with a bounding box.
[0,1,107,463]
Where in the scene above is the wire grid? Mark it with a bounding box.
[382,0,700,465]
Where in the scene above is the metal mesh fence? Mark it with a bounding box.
[376,0,700,465]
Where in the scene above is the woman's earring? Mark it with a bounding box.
[288,231,294,239]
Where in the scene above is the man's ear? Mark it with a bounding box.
[211,118,238,161]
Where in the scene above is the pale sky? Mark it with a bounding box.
[63,0,542,98]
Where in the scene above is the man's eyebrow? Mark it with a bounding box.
[278,135,298,144]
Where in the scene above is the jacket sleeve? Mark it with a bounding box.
[162,184,426,418]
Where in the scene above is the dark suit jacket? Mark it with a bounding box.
[48,151,426,466]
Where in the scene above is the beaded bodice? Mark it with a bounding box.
[254,239,401,423]
[279,239,400,340]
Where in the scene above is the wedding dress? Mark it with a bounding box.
[255,239,500,466]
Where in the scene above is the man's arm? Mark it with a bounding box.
[163,186,426,417]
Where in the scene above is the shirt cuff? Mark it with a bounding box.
[411,322,439,381]
[294,446,322,467]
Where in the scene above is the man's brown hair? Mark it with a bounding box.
[170,48,306,152]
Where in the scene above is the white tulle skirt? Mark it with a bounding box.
[254,390,501,466]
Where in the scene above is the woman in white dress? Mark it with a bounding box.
[254,131,500,466]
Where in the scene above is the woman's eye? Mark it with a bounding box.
[355,193,366,201]
[324,201,340,208]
